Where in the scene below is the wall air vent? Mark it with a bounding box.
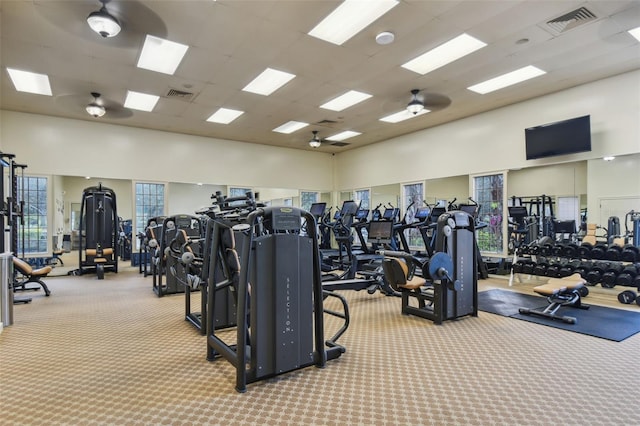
[542,7,598,36]
[165,88,195,101]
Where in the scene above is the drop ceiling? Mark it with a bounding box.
[1,0,639,152]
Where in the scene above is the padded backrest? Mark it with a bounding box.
[381,258,407,287]
[12,257,33,275]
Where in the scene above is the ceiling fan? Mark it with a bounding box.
[308,130,325,148]
[55,91,133,119]
[405,88,452,114]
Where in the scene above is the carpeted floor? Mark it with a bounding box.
[1,266,639,425]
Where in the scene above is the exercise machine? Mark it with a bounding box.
[153,214,202,297]
[206,207,345,392]
[78,183,118,279]
[380,210,478,324]
[519,273,589,324]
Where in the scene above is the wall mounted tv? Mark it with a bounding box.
[525,115,591,160]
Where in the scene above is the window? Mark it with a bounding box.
[300,191,319,212]
[402,182,424,248]
[135,182,165,247]
[473,173,504,254]
[17,176,48,255]
[229,187,251,206]
[354,189,370,210]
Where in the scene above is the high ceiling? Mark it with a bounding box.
[1,0,639,152]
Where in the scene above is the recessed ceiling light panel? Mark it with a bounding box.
[206,107,244,124]
[379,109,429,123]
[124,90,160,112]
[401,33,487,75]
[320,90,372,111]
[308,0,399,45]
[629,26,640,42]
[467,65,546,94]
[137,35,189,75]
[6,68,52,96]
[273,121,309,134]
[326,130,361,141]
[242,68,296,96]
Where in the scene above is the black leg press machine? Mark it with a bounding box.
[380,210,478,325]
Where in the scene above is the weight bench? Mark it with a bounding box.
[518,273,589,324]
[13,257,52,297]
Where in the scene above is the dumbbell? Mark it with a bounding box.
[578,242,593,259]
[601,263,624,288]
[559,260,582,277]
[512,260,526,274]
[539,243,554,257]
[546,263,562,278]
[591,243,608,260]
[533,261,549,276]
[615,265,639,287]
[586,262,609,285]
[574,261,593,280]
[522,261,536,275]
[562,243,579,259]
[605,245,623,261]
[551,244,565,257]
[617,289,640,306]
[621,245,639,263]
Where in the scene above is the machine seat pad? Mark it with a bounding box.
[533,273,585,297]
[399,276,427,290]
[13,257,52,277]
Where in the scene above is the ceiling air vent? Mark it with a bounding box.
[330,142,350,147]
[542,7,598,35]
[165,88,195,101]
[316,119,339,126]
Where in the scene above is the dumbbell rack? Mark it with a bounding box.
[512,239,640,306]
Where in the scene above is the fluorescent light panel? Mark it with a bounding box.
[326,130,361,141]
[320,90,372,111]
[6,68,52,96]
[273,121,309,134]
[379,109,429,123]
[308,0,399,45]
[242,68,296,96]
[467,65,546,94]
[137,35,189,75]
[124,90,159,112]
[402,33,487,75]
[206,107,244,124]
[629,26,640,42]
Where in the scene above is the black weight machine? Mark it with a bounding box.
[380,210,478,325]
[206,207,346,393]
[77,184,118,279]
[181,191,262,334]
[153,214,202,297]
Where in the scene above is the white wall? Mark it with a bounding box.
[167,182,225,217]
[335,70,640,190]
[424,176,469,205]
[587,153,640,227]
[0,111,334,191]
[508,162,587,198]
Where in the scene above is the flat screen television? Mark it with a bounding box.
[525,115,591,160]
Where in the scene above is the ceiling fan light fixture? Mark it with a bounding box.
[309,131,322,148]
[87,5,121,38]
[406,89,424,115]
[86,102,106,118]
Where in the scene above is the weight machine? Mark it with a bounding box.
[77,184,118,279]
[380,210,478,325]
[206,207,345,392]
